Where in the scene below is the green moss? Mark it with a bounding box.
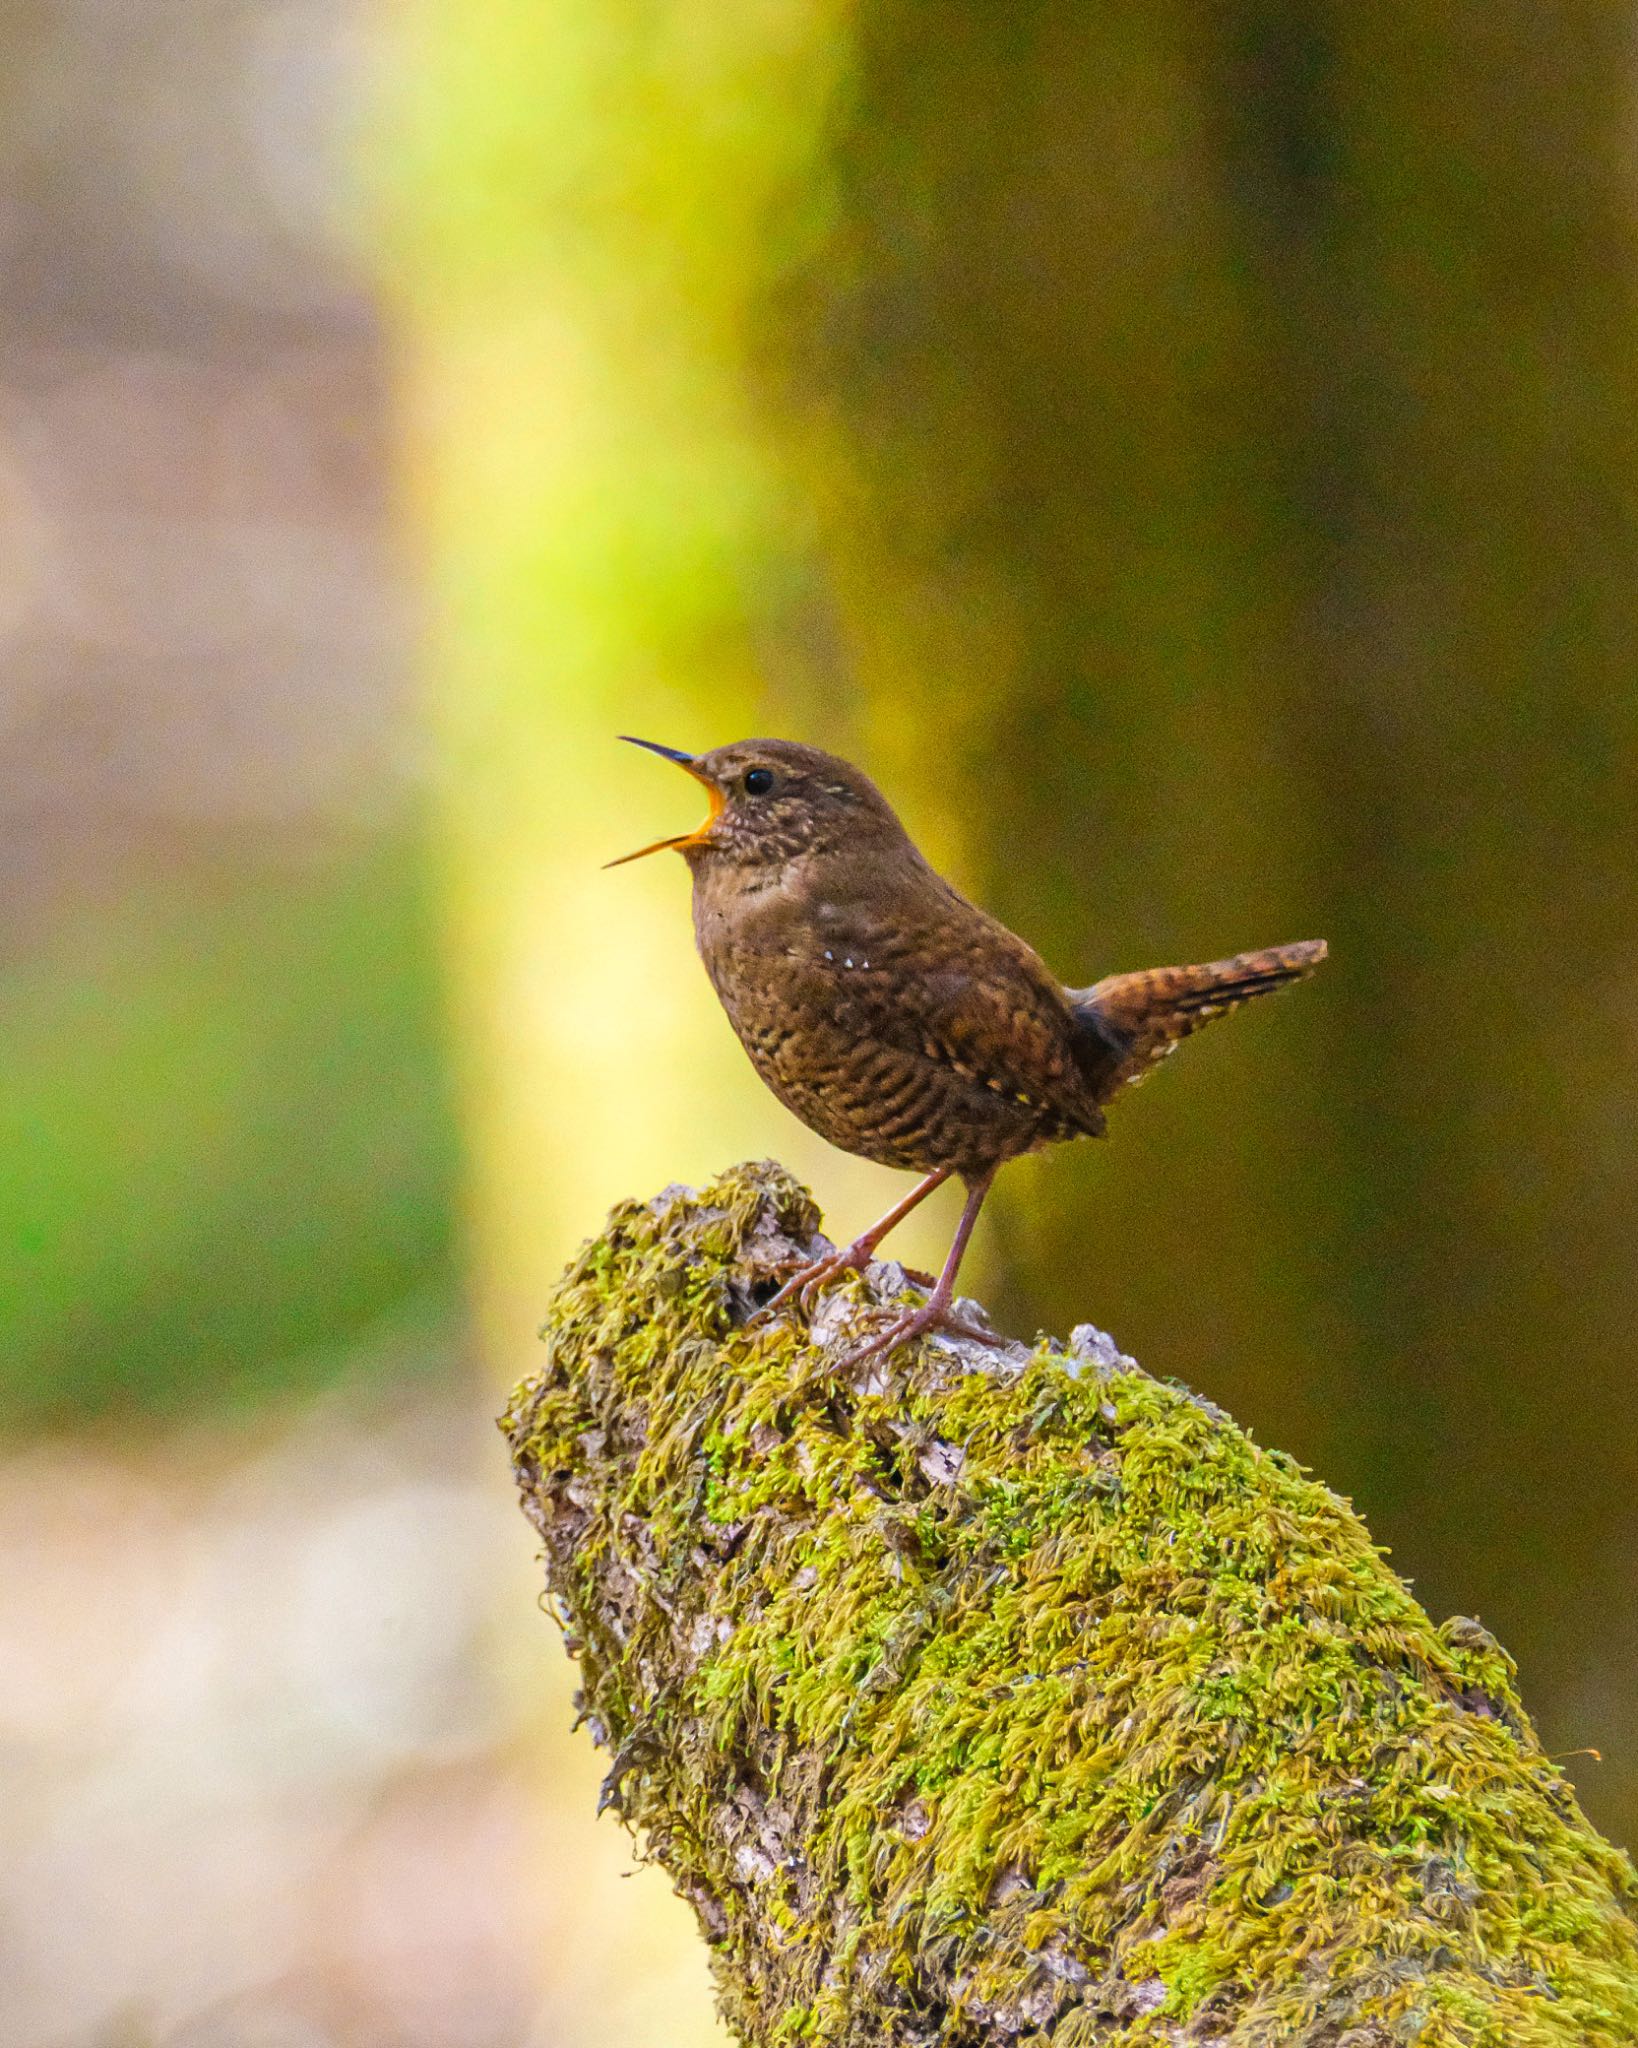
[505,1162,1638,2046]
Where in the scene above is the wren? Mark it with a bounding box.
[611,736,1326,1364]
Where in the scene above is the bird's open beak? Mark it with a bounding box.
[605,736,725,866]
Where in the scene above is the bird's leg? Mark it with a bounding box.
[752,1165,955,1324]
[840,1167,1009,1368]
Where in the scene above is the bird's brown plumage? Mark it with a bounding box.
[615,735,1326,1360]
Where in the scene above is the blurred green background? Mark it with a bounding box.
[3,2,1636,2044]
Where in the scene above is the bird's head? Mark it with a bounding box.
[607,736,910,871]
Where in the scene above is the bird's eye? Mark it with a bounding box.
[743,768,775,796]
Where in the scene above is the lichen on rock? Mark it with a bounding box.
[503,1160,1638,2045]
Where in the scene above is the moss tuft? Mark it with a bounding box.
[504,1162,1638,2045]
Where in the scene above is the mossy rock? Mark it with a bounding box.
[504,1161,1638,2045]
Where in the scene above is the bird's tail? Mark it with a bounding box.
[1070,940,1327,1098]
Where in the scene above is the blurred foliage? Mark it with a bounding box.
[379,0,1638,1886]
[1,834,460,1429]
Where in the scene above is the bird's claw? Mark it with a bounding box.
[747,1245,867,1328]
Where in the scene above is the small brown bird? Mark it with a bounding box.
[612,736,1325,1363]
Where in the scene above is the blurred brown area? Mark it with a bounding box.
[0,0,402,930]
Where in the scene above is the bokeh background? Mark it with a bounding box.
[3,2,1635,2042]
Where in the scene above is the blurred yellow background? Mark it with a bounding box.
[3,2,1637,2043]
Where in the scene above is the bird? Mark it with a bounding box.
[610,735,1326,1366]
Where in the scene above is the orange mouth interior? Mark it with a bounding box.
[605,765,724,866]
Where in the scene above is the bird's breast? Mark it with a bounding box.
[686,860,1093,1173]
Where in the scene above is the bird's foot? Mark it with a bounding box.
[749,1237,878,1326]
[753,1244,941,1329]
[838,1296,1012,1372]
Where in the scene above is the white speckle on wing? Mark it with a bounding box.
[824,950,834,961]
